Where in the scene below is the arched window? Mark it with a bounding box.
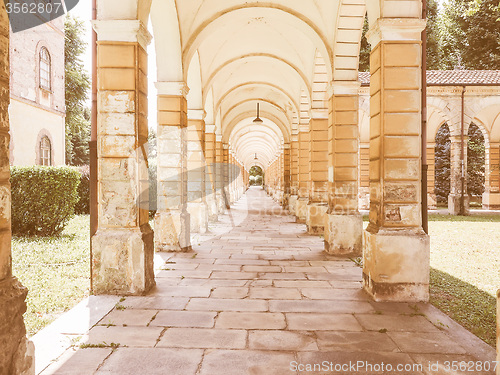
[39,47,51,91]
[40,136,52,166]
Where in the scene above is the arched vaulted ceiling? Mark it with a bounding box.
[134,0,419,170]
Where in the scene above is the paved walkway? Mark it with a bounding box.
[40,187,495,375]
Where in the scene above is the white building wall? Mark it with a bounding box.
[9,17,65,166]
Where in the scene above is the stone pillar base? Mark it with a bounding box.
[295,198,308,224]
[282,193,290,209]
[306,202,328,234]
[448,194,470,215]
[0,277,35,375]
[363,229,430,302]
[92,226,155,295]
[155,211,192,252]
[206,194,219,222]
[216,194,226,214]
[288,195,298,213]
[483,192,500,210]
[187,202,208,233]
[427,193,437,210]
[324,213,362,256]
[276,190,284,205]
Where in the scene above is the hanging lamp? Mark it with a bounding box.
[253,103,263,124]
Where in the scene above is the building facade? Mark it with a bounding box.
[9,16,65,166]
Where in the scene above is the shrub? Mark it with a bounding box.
[74,165,90,214]
[11,166,81,236]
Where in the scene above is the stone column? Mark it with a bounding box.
[324,82,362,255]
[288,133,299,212]
[483,142,500,209]
[0,5,34,372]
[268,160,274,196]
[276,152,283,202]
[283,143,291,207]
[306,115,329,234]
[363,19,430,302]
[223,145,231,207]
[359,143,370,209]
[215,135,225,212]
[295,128,310,223]
[274,157,278,195]
[237,159,243,200]
[155,83,191,252]
[92,20,155,295]
[426,145,437,209]
[187,110,208,233]
[448,135,469,214]
[204,125,218,221]
[228,152,235,203]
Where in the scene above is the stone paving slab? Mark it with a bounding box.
[98,309,157,327]
[150,310,217,328]
[360,313,443,332]
[249,287,302,299]
[199,350,296,375]
[269,299,375,314]
[95,348,203,375]
[210,286,249,298]
[157,328,247,349]
[187,298,268,312]
[301,287,369,301]
[388,332,468,354]
[315,331,400,352]
[286,313,363,331]
[84,326,163,347]
[40,348,112,375]
[249,330,318,351]
[216,312,286,329]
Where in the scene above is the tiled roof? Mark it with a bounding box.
[358,70,500,86]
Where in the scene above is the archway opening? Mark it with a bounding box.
[249,165,263,186]
[467,123,486,207]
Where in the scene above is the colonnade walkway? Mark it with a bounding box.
[40,187,495,375]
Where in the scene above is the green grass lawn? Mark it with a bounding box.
[12,215,90,336]
[428,214,500,347]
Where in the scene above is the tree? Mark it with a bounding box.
[435,123,451,203]
[440,0,500,69]
[467,123,486,196]
[426,0,442,69]
[148,129,157,161]
[65,15,91,166]
[358,16,370,72]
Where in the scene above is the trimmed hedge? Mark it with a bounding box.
[75,165,90,214]
[11,166,81,236]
